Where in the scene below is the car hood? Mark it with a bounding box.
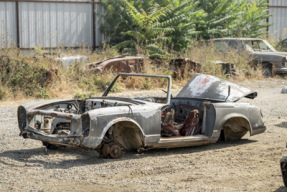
[176,73,257,102]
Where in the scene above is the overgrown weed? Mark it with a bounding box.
[1,38,283,101]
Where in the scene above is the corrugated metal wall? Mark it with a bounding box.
[0,0,104,49]
[19,2,93,48]
[2,0,286,48]
[0,2,17,48]
[268,1,287,40]
[95,2,104,46]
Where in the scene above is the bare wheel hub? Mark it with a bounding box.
[108,142,122,159]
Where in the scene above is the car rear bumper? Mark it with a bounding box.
[251,125,266,136]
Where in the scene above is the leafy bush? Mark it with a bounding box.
[74,92,94,99]
[0,89,6,100]
[0,37,266,101]
[99,0,272,54]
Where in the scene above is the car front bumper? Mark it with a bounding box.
[20,126,83,147]
[18,108,101,149]
[275,68,287,73]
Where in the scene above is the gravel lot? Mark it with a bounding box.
[2,78,287,191]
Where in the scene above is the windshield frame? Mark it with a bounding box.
[102,73,172,104]
[243,40,276,52]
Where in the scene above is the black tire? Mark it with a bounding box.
[262,67,272,78]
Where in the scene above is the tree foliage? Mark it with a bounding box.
[196,0,272,38]
[231,0,272,37]
[98,0,272,55]
[114,0,174,56]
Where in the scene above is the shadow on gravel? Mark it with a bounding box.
[0,147,102,169]
[125,139,257,159]
[0,139,257,169]
[274,186,287,192]
[275,122,287,128]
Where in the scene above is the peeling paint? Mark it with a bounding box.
[177,73,257,102]
[139,110,157,119]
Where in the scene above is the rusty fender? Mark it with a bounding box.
[212,103,266,138]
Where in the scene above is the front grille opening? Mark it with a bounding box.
[53,122,71,135]
[17,106,27,130]
[30,115,72,135]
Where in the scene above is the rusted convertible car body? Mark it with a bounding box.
[84,56,144,74]
[17,73,266,158]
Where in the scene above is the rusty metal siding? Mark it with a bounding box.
[268,0,287,40]
[0,2,17,48]
[95,2,104,46]
[18,2,93,48]
[46,0,93,1]
[269,0,287,6]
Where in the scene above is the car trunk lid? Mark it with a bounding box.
[176,73,257,102]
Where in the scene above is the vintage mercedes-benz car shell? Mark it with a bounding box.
[17,73,266,158]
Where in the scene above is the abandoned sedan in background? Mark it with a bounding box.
[210,38,287,77]
[17,73,266,158]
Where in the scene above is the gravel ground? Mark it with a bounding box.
[2,78,287,191]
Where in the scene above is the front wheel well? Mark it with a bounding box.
[105,121,145,150]
[262,62,273,69]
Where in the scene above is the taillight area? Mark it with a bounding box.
[81,114,91,137]
[17,106,27,130]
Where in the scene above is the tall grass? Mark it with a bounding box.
[0,38,276,101]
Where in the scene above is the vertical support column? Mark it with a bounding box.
[16,1,20,48]
[92,1,96,50]
[266,0,269,36]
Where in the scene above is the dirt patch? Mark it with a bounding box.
[1,78,287,191]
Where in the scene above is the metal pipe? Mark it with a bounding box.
[16,1,20,48]
[93,1,96,50]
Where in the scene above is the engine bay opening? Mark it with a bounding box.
[30,114,72,136]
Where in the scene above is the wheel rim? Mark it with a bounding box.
[263,68,271,78]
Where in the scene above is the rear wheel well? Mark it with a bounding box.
[105,121,145,150]
[221,117,251,141]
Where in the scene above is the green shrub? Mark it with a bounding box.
[74,92,94,99]
[0,89,6,100]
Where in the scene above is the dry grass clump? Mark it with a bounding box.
[181,41,264,80]
[0,38,280,101]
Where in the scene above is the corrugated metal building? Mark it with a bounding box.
[268,1,287,40]
[0,0,104,49]
[1,0,287,49]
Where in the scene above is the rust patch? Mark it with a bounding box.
[85,56,144,74]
